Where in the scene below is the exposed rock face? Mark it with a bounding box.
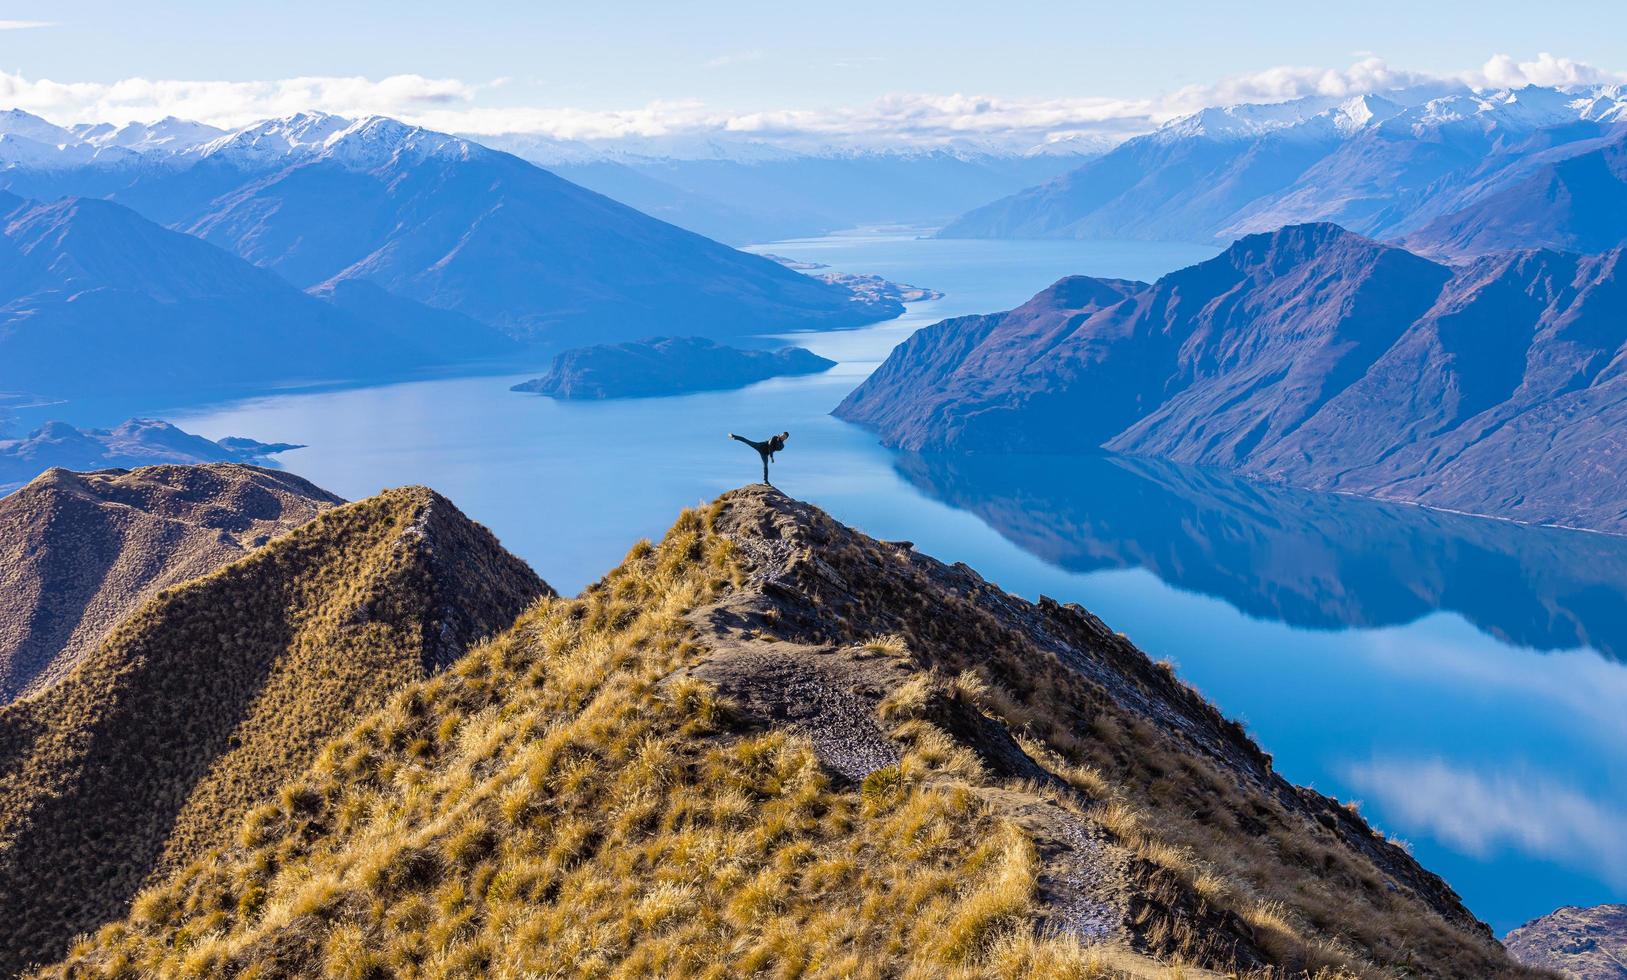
[838,223,1627,532]
[1506,904,1627,978]
[512,335,836,399]
[0,480,549,976]
[0,419,302,494]
[0,464,341,703]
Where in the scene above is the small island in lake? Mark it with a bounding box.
[511,336,837,400]
[759,253,943,303]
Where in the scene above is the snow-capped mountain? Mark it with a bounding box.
[0,108,1094,243]
[71,117,227,152]
[941,83,1627,255]
[0,108,903,405]
[0,109,77,147]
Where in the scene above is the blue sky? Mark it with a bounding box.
[3,1,1625,142]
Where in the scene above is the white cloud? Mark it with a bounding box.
[1343,756,1627,887]
[0,52,1622,150]
[702,50,765,70]
[0,71,478,130]
[1470,52,1623,89]
[0,20,51,29]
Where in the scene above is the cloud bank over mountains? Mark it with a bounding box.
[1,53,1623,152]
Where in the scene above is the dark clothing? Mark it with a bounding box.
[730,432,788,484]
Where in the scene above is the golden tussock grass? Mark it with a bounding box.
[39,504,1120,979]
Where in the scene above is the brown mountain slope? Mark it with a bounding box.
[0,464,341,704]
[38,488,1540,979]
[1506,904,1627,979]
[0,483,549,977]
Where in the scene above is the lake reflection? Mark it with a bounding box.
[896,451,1627,662]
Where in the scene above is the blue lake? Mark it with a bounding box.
[170,231,1627,933]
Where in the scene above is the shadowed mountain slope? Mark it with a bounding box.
[0,194,509,404]
[838,224,1627,532]
[176,125,898,342]
[0,464,339,703]
[37,488,1537,979]
[1407,134,1627,258]
[0,481,549,976]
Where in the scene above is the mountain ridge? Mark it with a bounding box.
[0,477,549,976]
[0,463,340,703]
[30,484,1537,978]
[0,110,906,348]
[938,84,1627,257]
[837,222,1627,533]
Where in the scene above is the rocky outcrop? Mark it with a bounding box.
[512,335,835,399]
[838,223,1627,533]
[1506,904,1627,978]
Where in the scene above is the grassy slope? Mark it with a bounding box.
[0,487,548,977]
[34,488,1547,979]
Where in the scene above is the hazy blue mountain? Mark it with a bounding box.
[940,85,1627,256]
[540,149,1091,243]
[0,419,300,493]
[1405,133,1627,257]
[512,335,835,399]
[0,112,904,344]
[838,223,1627,532]
[0,193,485,403]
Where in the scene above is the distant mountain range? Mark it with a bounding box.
[3,109,1101,247]
[838,223,1627,533]
[0,110,903,409]
[0,418,302,493]
[522,147,1091,245]
[940,84,1627,258]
